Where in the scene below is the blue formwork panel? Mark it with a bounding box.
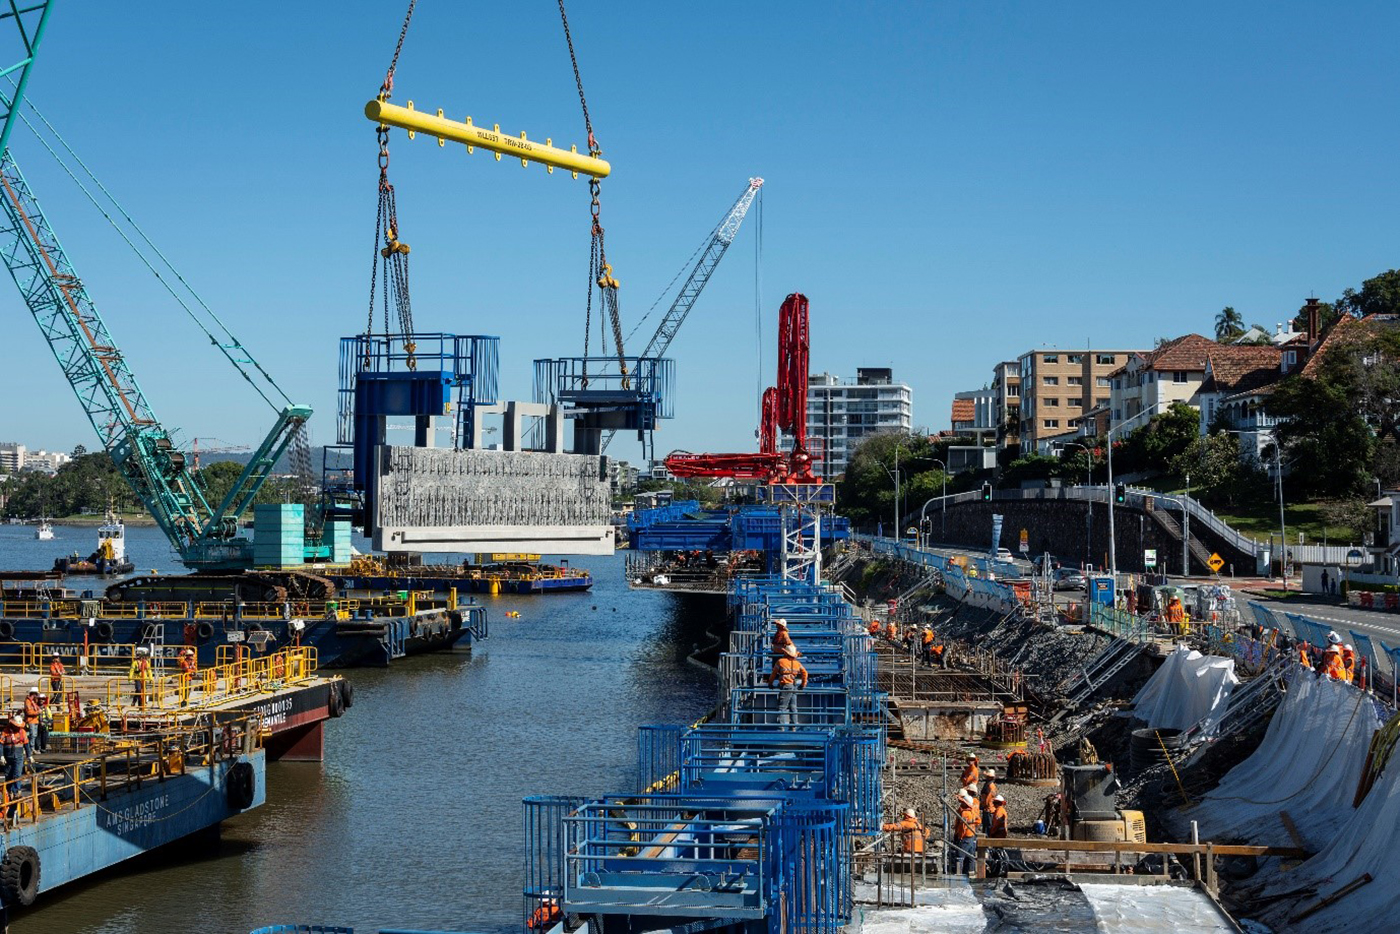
[632,521,732,552]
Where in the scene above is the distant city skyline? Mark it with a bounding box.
[0,3,1396,461]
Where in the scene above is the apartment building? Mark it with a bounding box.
[991,361,1021,452]
[803,368,914,479]
[1017,349,1137,453]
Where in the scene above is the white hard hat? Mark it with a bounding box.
[27,687,37,694]
[1345,644,1354,651]
[774,618,788,628]
[136,646,150,654]
[993,794,1006,804]
[1327,631,1342,645]
[958,790,975,804]
[903,807,916,819]
[985,769,997,779]
[51,651,59,657]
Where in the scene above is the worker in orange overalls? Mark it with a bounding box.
[881,806,926,854]
[22,689,41,755]
[988,794,1010,838]
[767,646,809,728]
[960,754,979,787]
[884,619,898,641]
[921,626,935,664]
[771,618,793,655]
[178,648,198,707]
[951,790,979,875]
[1341,644,1356,683]
[1298,642,1313,669]
[47,652,64,694]
[868,619,881,637]
[979,768,999,835]
[528,898,562,930]
[1165,597,1186,636]
[1320,632,1346,681]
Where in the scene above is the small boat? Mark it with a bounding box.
[52,513,135,576]
[34,520,54,541]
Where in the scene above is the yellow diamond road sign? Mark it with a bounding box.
[1207,553,1225,573]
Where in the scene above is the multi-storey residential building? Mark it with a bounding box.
[991,361,1021,452]
[1017,349,1136,453]
[0,443,24,474]
[950,387,996,446]
[803,367,914,479]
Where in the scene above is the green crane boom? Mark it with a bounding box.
[0,3,314,569]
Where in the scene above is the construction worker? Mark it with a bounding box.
[129,646,152,707]
[881,807,926,855]
[1321,632,1347,681]
[960,754,979,788]
[868,619,881,637]
[989,794,1010,838]
[22,689,40,754]
[47,651,64,694]
[1342,644,1356,683]
[178,648,198,706]
[921,626,935,664]
[527,898,562,930]
[951,790,979,875]
[1165,596,1186,636]
[884,619,898,641]
[767,645,809,728]
[1,714,27,801]
[979,768,999,834]
[36,695,51,754]
[771,618,794,655]
[1298,642,1313,669]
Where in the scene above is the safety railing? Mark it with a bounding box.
[0,711,260,829]
[95,647,321,716]
[1087,603,1156,644]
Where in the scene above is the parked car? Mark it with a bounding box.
[1054,568,1086,591]
[994,548,1015,562]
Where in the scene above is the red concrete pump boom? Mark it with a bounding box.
[663,293,818,484]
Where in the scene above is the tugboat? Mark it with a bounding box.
[34,519,53,541]
[53,513,136,576]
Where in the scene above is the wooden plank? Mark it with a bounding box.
[1290,873,1372,923]
[976,836,1306,858]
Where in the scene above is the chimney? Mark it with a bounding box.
[1304,297,1321,344]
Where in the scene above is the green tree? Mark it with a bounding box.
[1267,371,1375,499]
[1214,306,1244,342]
[1337,269,1400,319]
[1169,432,1268,508]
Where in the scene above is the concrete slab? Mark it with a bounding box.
[371,446,615,555]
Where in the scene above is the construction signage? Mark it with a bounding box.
[1144,549,1157,569]
[1019,528,1029,553]
[1207,552,1225,573]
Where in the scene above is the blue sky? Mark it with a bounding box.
[1,2,1396,463]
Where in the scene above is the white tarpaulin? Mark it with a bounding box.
[1181,671,1381,852]
[1131,644,1239,735]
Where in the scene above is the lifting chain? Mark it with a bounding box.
[559,0,628,389]
[365,0,419,371]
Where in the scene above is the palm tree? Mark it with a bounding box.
[1214,306,1245,342]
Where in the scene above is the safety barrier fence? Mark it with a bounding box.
[1086,603,1156,644]
[0,647,319,722]
[1,711,259,829]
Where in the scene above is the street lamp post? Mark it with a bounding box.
[1106,400,1171,580]
[1182,472,1191,577]
[1059,441,1095,567]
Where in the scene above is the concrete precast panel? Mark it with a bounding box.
[371,446,615,555]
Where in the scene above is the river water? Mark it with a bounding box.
[1,523,719,934]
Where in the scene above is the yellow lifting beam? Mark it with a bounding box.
[364,98,611,180]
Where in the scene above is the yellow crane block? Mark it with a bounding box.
[364,98,611,180]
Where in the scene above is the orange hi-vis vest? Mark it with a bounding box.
[769,657,808,688]
[955,804,978,840]
[882,816,926,853]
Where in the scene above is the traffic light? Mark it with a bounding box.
[1114,483,1126,504]
[981,482,993,501]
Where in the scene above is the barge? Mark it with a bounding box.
[0,571,487,669]
[1,713,264,911]
[331,553,592,597]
